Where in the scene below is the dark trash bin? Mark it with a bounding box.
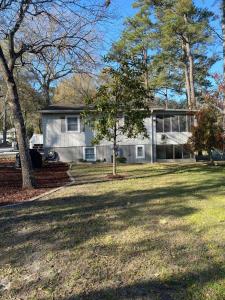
[15,149,42,169]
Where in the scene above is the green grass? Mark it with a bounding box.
[1,163,225,299]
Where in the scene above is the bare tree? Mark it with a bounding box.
[0,0,109,188]
[28,25,98,106]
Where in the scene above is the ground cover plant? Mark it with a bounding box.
[1,163,225,299]
[0,159,70,206]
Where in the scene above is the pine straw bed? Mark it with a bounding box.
[0,159,70,206]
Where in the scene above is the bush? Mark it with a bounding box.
[116,157,127,163]
[78,159,87,163]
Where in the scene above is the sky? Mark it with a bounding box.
[102,0,223,75]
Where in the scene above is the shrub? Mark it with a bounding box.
[116,157,127,163]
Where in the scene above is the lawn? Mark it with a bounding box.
[1,163,225,299]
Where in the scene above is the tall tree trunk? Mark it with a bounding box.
[223,0,225,84]
[112,123,117,176]
[2,95,7,144]
[143,48,149,90]
[186,41,195,109]
[182,41,191,108]
[0,49,35,189]
[184,63,192,108]
[184,14,196,109]
[7,79,35,189]
[43,81,51,106]
[222,0,225,146]
[165,88,168,109]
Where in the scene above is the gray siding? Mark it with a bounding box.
[45,144,152,163]
[42,111,194,163]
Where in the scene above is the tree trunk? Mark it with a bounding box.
[223,0,225,84]
[186,41,196,109]
[143,48,149,90]
[0,49,35,189]
[165,88,168,109]
[43,81,51,106]
[222,0,225,143]
[182,41,191,109]
[7,79,35,189]
[184,63,192,109]
[112,124,117,176]
[2,95,7,144]
[184,14,196,109]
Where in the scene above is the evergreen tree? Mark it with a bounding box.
[114,0,216,109]
[85,56,149,176]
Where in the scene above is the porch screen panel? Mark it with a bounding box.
[164,116,171,132]
[187,115,194,132]
[172,115,179,132]
[165,145,173,159]
[156,145,166,159]
[175,145,182,159]
[156,116,163,132]
[180,115,187,132]
[183,144,192,159]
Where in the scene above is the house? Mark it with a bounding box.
[29,134,43,151]
[41,104,196,163]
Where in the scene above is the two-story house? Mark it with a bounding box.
[41,104,195,163]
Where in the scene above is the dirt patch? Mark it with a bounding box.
[106,174,125,180]
[0,161,70,206]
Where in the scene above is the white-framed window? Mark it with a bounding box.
[136,145,145,159]
[66,115,80,132]
[83,147,96,161]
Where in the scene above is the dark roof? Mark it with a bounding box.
[40,103,196,114]
[40,103,94,114]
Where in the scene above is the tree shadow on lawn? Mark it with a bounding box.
[61,262,225,300]
[72,163,225,186]
[0,174,225,299]
[0,175,224,263]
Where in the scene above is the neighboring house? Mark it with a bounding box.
[0,128,16,144]
[41,104,196,163]
[29,134,43,151]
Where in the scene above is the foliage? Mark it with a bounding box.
[113,0,217,108]
[53,74,97,106]
[85,55,149,175]
[188,103,224,158]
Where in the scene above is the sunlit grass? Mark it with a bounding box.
[1,163,225,299]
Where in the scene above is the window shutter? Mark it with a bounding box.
[60,116,66,132]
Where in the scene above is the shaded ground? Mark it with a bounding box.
[1,163,225,299]
[0,159,70,206]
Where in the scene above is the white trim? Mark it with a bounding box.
[83,146,96,161]
[136,145,145,159]
[65,115,80,133]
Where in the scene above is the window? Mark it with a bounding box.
[84,147,96,161]
[175,145,182,159]
[187,115,194,132]
[66,116,80,132]
[156,145,166,159]
[136,145,145,159]
[172,115,179,132]
[156,116,164,132]
[179,115,187,132]
[183,144,192,159]
[164,116,171,132]
[165,145,173,159]
[156,144,193,160]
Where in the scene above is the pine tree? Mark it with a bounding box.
[115,0,216,109]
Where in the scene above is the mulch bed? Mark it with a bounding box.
[106,174,125,180]
[0,160,70,207]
